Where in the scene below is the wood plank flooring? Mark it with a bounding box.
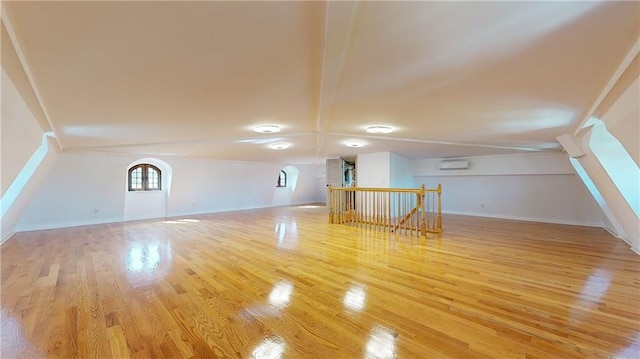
[1,205,639,358]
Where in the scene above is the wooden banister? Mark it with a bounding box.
[328,184,442,237]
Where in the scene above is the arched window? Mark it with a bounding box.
[277,170,287,187]
[128,164,161,191]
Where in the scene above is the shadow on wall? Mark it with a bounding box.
[272,165,299,206]
[124,158,173,221]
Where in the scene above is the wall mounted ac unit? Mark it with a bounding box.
[438,160,469,170]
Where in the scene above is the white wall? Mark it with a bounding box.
[0,69,57,243]
[357,152,390,187]
[557,73,640,253]
[602,76,639,165]
[16,152,325,231]
[1,135,58,242]
[413,153,605,227]
[413,152,573,177]
[569,121,639,252]
[1,69,44,196]
[596,77,640,252]
[17,153,129,230]
[389,152,415,188]
[124,158,173,221]
[358,152,415,188]
[301,165,326,204]
[272,165,303,206]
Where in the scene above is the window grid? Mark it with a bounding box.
[277,170,287,187]
[131,167,143,190]
[128,164,162,191]
[147,167,159,190]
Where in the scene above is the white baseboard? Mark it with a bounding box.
[15,201,323,233]
[168,203,274,218]
[1,231,16,245]
[16,217,124,232]
[598,226,635,250]
[441,210,603,228]
[602,225,619,238]
[441,210,640,255]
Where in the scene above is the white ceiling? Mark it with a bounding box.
[2,1,638,164]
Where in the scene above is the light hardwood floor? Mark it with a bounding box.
[1,205,639,358]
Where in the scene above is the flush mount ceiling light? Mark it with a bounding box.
[344,140,365,148]
[253,125,281,133]
[365,125,393,134]
[269,142,290,150]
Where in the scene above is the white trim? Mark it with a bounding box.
[16,217,124,232]
[436,151,564,161]
[602,225,619,239]
[411,151,567,163]
[610,231,633,248]
[421,173,578,178]
[325,132,551,153]
[58,149,310,167]
[1,231,16,245]
[15,201,322,233]
[0,6,63,149]
[412,152,574,176]
[61,132,317,152]
[167,201,320,219]
[441,210,603,228]
[574,37,640,134]
[314,1,360,162]
[442,210,637,256]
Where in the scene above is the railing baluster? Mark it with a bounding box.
[366,190,369,230]
[356,191,360,227]
[427,192,431,229]
[413,194,416,236]
[396,192,400,234]
[433,192,437,230]
[328,185,441,236]
[406,192,410,236]
[370,191,374,231]
[401,192,405,236]
[377,191,380,231]
[387,192,390,233]
[372,191,375,231]
[409,193,412,236]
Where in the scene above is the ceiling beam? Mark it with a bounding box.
[323,132,551,152]
[1,5,63,150]
[58,132,319,151]
[314,1,360,162]
[573,37,640,134]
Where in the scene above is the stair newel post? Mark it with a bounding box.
[420,184,426,237]
[437,183,442,232]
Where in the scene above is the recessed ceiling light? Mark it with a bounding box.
[253,125,281,133]
[269,142,290,150]
[366,125,393,134]
[344,140,365,148]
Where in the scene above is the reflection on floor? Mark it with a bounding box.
[1,206,639,358]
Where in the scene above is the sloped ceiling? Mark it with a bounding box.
[2,1,638,164]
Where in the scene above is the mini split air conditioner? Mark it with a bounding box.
[438,160,469,170]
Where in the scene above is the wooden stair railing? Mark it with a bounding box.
[392,205,420,233]
[328,184,442,237]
